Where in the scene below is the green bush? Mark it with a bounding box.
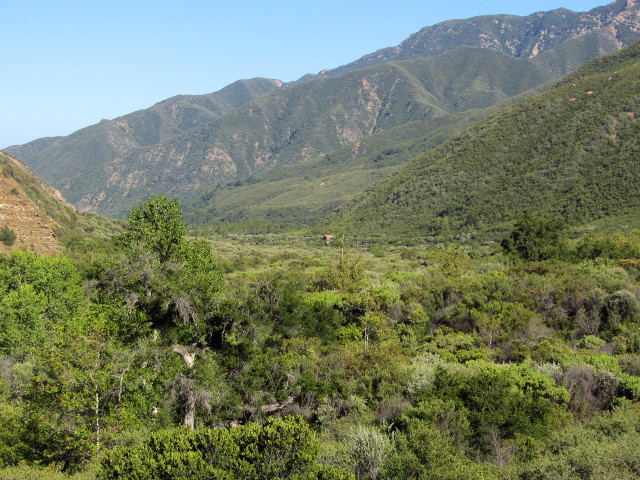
[501,214,567,261]
[98,416,353,480]
[0,227,16,247]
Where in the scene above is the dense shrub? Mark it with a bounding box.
[0,227,15,247]
[98,416,352,480]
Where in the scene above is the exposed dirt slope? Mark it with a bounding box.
[0,154,62,255]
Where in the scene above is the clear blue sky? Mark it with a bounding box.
[1,0,607,148]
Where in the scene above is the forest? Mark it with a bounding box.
[1,196,640,479]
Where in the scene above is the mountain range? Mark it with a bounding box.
[4,0,640,223]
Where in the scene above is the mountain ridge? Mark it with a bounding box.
[3,78,282,216]
[7,48,555,217]
[319,0,640,77]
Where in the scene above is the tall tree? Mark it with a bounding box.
[124,196,187,262]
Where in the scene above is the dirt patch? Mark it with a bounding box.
[0,174,60,256]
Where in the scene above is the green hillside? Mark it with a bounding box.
[4,78,282,211]
[0,151,119,245]
[337,40,640,240]
[184,81,553,231]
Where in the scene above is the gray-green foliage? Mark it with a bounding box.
[98,416,353,480]
[603,289,640,335]
[344,425,391,480]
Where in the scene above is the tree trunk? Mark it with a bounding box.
[183,389,196,429]
[172,344,196,368]
[172,344,198,429]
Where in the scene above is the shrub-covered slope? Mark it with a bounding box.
[184,87,549,231]
[0,151,120,251]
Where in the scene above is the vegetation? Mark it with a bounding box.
[0,227,16,247]
[0,196,638,479]
[98,417,350,479]
[184,86,548,232]
[2,8,640,480]
[0,151,120,240]
[501,213,567,261]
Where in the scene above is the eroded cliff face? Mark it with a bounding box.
[0,154,62,255]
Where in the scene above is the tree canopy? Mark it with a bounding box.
[124,195,187,261]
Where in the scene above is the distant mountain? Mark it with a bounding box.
[5,78,282,211]
[321,0,640,77]
[5,0,640,219]
[336,39,640,240]
[6,49,555,217]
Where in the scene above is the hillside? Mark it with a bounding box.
[0,151,122,254]
[0,152,74,255]
[8,49,555,217]
[7,78,281,171]
[4,78,282,211]
[6,1,640,219]
[337,39,640,240]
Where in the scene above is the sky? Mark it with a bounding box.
[1,0,608,148]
